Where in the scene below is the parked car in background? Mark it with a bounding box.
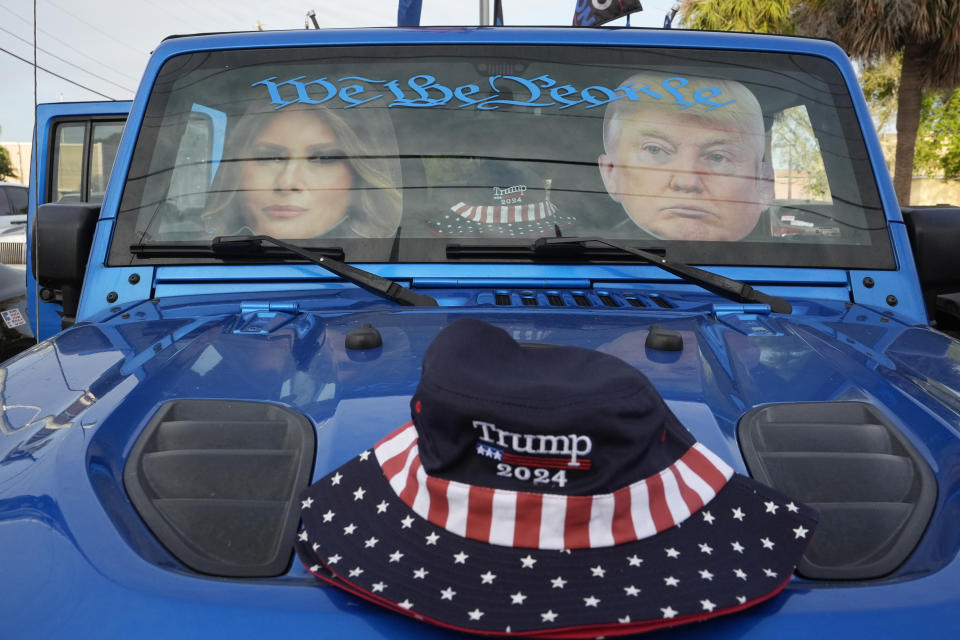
[0,181,28,229]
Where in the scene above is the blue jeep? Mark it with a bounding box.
[4,27,960,638]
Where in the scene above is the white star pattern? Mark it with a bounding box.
[699,569,715,581]
[786,501,800,513]
[701,599,717,612]
[364,536,379,549]
[794,525,809,539]
[627,555,643,567]
[665,547,680,559]
[510,591,527,605]
[330,472,343,485]
[551,576,567,589]
[358,450,371,461]
[731,541,745,553]
[397,600,414,610]
[371,582,386,593]
[440,587,456,600]
[763,568,778,578]
[699,543,713,555]
[322,510,335,523]
[425,532,440,545]
[619,616,631,624]
[732,507,745,521]
[590,565,606,577]
[301,497,314,509]
[376,500,389,514]
[298,530,308,542]
[311,542,319,552]
[624,585,641,597]
[389,550,404,563]
[352,487,366,501]
[737,595,748,604]
[765,500,779,514]
[480,571,497,584]
[661,606,678,619]
[400,515,414,529]
[468,608,484,621]
[413,567,429,579]
[348,567,363,578]
[761,537,776,550]
[583,596,601,608]
[541,610,558,622]
[520,555,537,569]
[734,568,748,580]
[702,510,716,524]
[327,554,341,565]
[343,523,357,535]
[664,576,679,587]
[453,552,469,564]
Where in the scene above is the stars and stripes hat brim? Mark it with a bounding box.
[295,319,818,637]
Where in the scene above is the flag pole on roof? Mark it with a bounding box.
[573,0,644,26]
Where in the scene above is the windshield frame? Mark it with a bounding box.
[105,31,897,271]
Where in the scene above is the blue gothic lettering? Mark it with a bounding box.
[250,72,737,114]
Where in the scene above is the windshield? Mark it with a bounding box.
[111,44,893,269]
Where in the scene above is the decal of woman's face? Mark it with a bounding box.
[240,109,354,238]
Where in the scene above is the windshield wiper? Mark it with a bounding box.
[209,235,438,307]
[530,237,791,314]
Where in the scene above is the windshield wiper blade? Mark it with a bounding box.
[211,235,438,307]
[532,236,792,314]
[130,241,345,260]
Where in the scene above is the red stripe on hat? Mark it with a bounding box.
[671,466,706,514]
[683,446,730,492]
[563,496,593,549]
[646,472,675,533]
[465,486,494,541]
[611,486,637,545]
[513,492,543,547]
[398,455,422,505]
[379,438,418,481]
[425,474,450,526]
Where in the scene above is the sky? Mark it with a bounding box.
[0,0,678,143]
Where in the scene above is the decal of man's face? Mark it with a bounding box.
[598,75,772,241]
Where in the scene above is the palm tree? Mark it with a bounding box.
[680,0,794,33]
[680,0,960,204]
[792,1,960,204]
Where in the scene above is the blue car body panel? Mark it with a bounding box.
[4,27,959,638]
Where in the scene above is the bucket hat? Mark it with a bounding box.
[296,318,817,637]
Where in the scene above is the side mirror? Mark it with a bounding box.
[34,202,100,328]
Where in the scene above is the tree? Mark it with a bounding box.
[680,0,795,34]
[0,125,18,181]
[792,1,960,204]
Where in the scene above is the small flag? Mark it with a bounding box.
[397,0,423,27]
[573,0,644,27]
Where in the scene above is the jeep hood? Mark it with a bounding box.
[2,297,959,638]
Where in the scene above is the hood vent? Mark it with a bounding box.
[738,402,936,580]
[491,290,668,309]
[124,400,315,577]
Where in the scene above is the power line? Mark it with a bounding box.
[0,26,135,94]
[0,1,143,83]
[0,45,116,100]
